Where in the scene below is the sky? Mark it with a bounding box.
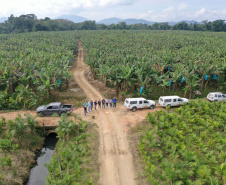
[0,0,226,22]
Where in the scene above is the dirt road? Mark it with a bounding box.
[0,42,162,185]
[73,43,136,185]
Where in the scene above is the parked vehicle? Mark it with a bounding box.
[124,97,156,112]
[223,94,226,100]
[158,96,189,107]
[36,102,73,116]
[207,92,226,102]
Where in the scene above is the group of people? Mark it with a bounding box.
[83,98,117,116]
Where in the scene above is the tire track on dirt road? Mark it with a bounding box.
[73,43,136,185]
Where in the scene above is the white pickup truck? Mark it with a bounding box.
[124,97,156,112]
[158,96,189,107]
[207,92,226,102]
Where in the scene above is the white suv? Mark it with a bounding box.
[124,98,156,112]
[207,92,226,102]
[159,96,189,107]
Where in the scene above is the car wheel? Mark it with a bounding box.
[150,105,155,109]
[214,100,218,102]
[61,112,66,116]
[38,112,44,117]
[166,104,171,108]
[132,107,137,112]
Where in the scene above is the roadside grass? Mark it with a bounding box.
[80,122,100,184]
[129,120,152,185]
[0,121,44,185]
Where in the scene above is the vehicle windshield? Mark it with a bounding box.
[159,98,163,102]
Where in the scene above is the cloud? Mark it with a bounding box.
[194,8,226,21]
[0,0,225,22]
[162,6,175,13]
[195,8,206,16]
[0,0,136,18]
[178,3,188,11]
[99,0,136,6]
[125,5,226,22]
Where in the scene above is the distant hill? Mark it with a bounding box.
[1,13,201,26]
[168,20,200,26]
[179,20,200,25]
[98,17,201,26]
[168,22,177,26]
[0,17,8,23]
[97,18,154,25]
[123,19,154,25]
[97,17,123,25]
[54,15,88,23]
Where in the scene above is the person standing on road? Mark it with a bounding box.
[94,100,97,110]
[88,100,92,112]
[105,98,109,108]
[83,101,87,117]
[109,98,113,108]
[98,99,101,109]
[113,97,117,108]
[102,98,105,108]
[91,100,93,110]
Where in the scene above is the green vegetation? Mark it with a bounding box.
[46,114,99,184]
[81,30,226,98]
[0,31,78,109]
[1,30,225,109]
[0,115,44,185]
[0,14,226,34]
[137,100,226,184]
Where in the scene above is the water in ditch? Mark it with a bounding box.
[26,133,58,185]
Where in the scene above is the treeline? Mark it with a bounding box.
[0,14,226,34]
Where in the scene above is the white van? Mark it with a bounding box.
[124,98,156,112]
[158,96,189,107]
[207,92,226,102]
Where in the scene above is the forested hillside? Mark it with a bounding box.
[0,14,225,34]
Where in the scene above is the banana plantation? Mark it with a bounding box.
[81,30,226,98]
[0,31,78,109]
[139,100,226,184]
[1,30,226,109]
[46,115,98,184]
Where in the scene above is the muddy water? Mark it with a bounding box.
[26,133,58,185]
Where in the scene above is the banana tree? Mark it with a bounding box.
[135,67,151,89]
[159,78,170,93]
[56,115,75,142]
[185,76,200,99]
[194,61,214,91]
[121,65,136,92]
[24,113,37,134]
[15,84,37,109]
[37,68,55,99]
[8,114,26,140]
[108,64,125,96]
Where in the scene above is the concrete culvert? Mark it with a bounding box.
[47,131,58,136]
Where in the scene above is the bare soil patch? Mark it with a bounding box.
[85,71,117,99]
